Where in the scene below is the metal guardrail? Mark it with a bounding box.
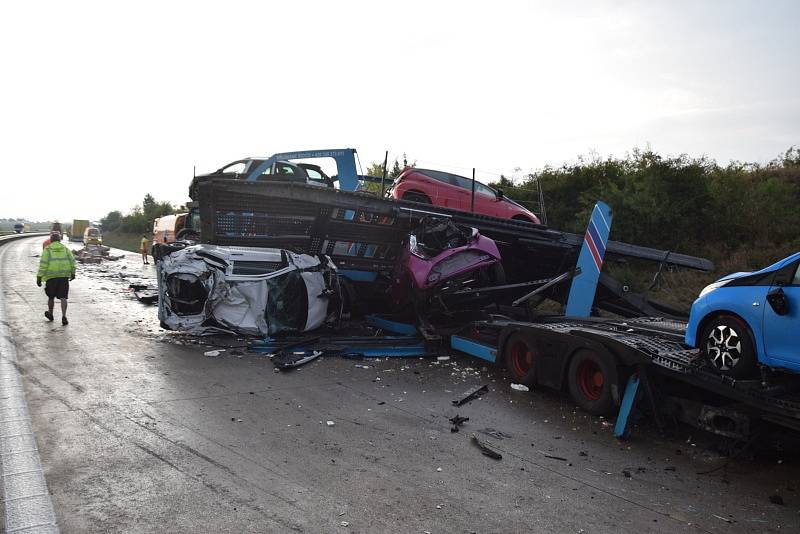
[0,233,48,244]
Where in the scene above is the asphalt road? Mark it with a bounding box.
[1,236,798,533]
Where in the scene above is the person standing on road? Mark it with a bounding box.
[36,232,76,325]
[140,234,150,264]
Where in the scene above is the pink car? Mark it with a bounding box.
[388,168,541,224]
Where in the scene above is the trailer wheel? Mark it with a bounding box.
[504,333,536,386]
[567,349,618,416]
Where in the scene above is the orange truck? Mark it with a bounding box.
[152,213,187,244]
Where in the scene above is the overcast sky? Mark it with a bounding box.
[1,0,798,223]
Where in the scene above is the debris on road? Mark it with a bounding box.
[470,433,502,460]
[134,289,159,304]
[510,383,530,392]
[272,350,323,370]
[478,428,512,440]
[449,414,469,432]
[452,385,489,407]
[204,349,225,357]
[326,420,335,426]
[74,244,124,264]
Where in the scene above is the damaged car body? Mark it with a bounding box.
[154,244,342,336]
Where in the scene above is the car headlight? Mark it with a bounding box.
[698,279,730,298]
[409,234,430,259]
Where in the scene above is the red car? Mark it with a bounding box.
[387,168,541,224]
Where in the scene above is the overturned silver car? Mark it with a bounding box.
[154,244,341,336]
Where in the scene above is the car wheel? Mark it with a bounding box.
[504,332,536,386]
[700,316,757,378]
[402,191,431,204]
[567,349,618,415]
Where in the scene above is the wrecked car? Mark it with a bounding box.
[154,244,342,336]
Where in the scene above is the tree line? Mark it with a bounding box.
[489,147,800,261]
[100,194,175,234]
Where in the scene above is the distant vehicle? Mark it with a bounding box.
[13,223,24,234]
[201,159,334,188]
[83,227,102,246]
[71,219,89,242]
[152,213,188,244]
[685,251,800,377]
[387,168,541,224]
[51,221,63,234]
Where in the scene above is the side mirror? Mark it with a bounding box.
[774,274,790,287]
[496,189,504,200]
[767,287,790,316]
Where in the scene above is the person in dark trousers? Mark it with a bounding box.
[37,232,76,325]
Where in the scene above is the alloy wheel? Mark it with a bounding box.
[706,325,742,371]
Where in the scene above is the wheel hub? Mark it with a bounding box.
[706,325,742,371]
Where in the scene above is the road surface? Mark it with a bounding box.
[1,236,798,533]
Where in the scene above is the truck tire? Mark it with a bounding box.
[503,332,537,386]
[567,349,618,416]
[700,315,757,378]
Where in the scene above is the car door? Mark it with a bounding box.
[427,170,464,209]
[474,182,501,217]
[762,260,800,371]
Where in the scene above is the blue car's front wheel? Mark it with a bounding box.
[701,316,757,378]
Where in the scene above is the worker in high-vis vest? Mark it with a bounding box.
[36,232,76,325]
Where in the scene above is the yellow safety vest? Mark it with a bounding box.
[37,242,76,282]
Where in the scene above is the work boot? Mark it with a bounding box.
[62,316,69,326]
[44,311,54,322]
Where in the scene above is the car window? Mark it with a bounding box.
[793,264,800,285]
[419,169,456,186]
[475,182,496,197]
[305,168,323,179]
[220,161,246,174]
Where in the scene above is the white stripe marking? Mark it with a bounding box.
[594,205,610,233]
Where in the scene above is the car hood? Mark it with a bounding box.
[718,271,753,282]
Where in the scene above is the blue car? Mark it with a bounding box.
[685,251,800,377]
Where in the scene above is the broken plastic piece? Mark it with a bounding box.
[449,414,469,432]
[470,434,502,460]
[452,385,489,407]
[272,349,322,369]
[204,350,224,357]
[510,383,530,392]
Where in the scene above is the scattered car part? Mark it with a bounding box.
[470,433,502,460]
[452,385,489,407]
[449,414,469,432]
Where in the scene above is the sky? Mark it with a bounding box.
[1,0,798,223]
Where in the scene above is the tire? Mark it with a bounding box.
[483,262,506,285]
[567,349,618,416]
[402,191,431,204]
[700,315,757,378]
[504,332,537,386]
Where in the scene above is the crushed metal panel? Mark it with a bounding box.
[156,244,337,336]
